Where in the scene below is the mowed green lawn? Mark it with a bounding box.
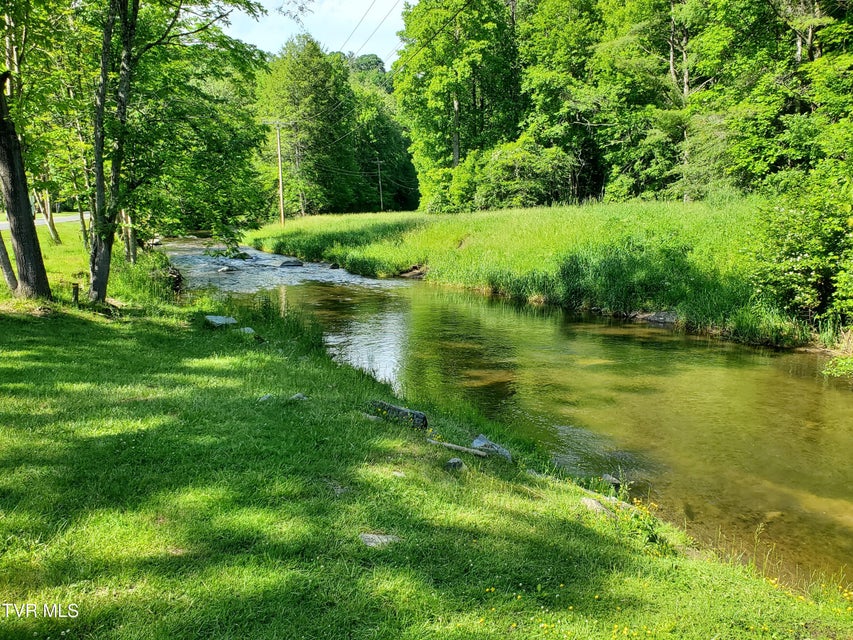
[0,224,850,638]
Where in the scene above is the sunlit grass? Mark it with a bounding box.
[246,200,810,345]
[0,227,851,638]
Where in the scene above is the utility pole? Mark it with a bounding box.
[375,157,384,211]
[263,120,286,225]
[275,124,285,226]
[295,143,306,216]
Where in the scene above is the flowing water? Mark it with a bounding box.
[167,242,853,582]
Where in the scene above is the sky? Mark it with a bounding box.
[223,0,412,69]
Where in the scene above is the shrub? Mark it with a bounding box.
[474,137,579,209]
[753,158,853,323]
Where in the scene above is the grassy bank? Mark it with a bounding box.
[1,225,852,638]
[246,200,810,346]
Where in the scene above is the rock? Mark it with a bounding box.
[204,315,238,328]
[391,471,406,478]
[525,469,549,479]
[445,457,466,471]
[359,533,400,548]
[324,479,350,496]
[257,394,273,402]
[635,311,679,325]
[279,258,304,267]
[581,497,615,519]
[399,265,426,279]
[217,266,237,273]
[290,393,308,401]
[602,473,621,491]
[234,327,256,335]
[232,251,251,260]
[471,434,512,461]
[368,400,428,430]
[329,263,340,269]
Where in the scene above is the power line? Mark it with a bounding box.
[351,0,404,58]
[320,0,479,149]
[338,0,379,52]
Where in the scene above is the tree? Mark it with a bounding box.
[349,77,420,211]
[124,47,269,246]
[0,71,51,298]
[87,0,290,302]
[257,35,363,214]
[394,0,522,211]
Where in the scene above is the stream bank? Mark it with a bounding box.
[166,241,853,585]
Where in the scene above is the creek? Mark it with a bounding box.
[166,241,853,582]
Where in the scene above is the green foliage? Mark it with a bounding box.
[124,35,269,245]
[429,138,579,212]
[823,354,853,378]
[753,160,853,322]
[393,0,522,211]
[256,35,363,214]
[256,37,418,215]
[474,137,579,209]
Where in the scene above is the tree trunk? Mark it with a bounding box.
[452,92,460,167]
[89,229,114,302]
[90,0,139,302]
[681,32,689,102]
[40,189,62,244]
[0,228,19,291]
[668,7,678,88]
[0,71,51,299]
[121,208,136,264]
[90,0,117,302]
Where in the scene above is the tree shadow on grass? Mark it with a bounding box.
[0,308,816,640]
[0,309,670,639]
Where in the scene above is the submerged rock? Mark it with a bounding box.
[602,473,621,490]
[279,258,304,267]
[636,311,678,325]
[217,266,237,273]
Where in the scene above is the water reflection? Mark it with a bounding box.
[166,242,852,581]
[284,282,853,580]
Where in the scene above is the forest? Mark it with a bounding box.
[1,0,852,328]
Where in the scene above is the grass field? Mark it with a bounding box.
[1,223,851,638]
[246,200,810,346]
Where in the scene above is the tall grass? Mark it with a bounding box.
[247,200,809,345]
